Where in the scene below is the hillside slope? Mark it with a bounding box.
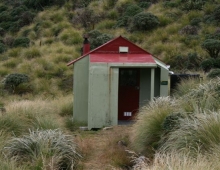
[0,0,220,96]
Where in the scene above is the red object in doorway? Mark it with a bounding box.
[118,68,140,120]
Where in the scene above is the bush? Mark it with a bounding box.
[90,33,113,49]
[201,58,216,72]
[115,4,143,28]
[0,27,5,36]
[138,2,151,8]
[201,39,220,59]
[181,0,206,11]
[3,129,82,169]
[2,73,29,93]
[207,69,220,78]
[179,25,198,35]
[72,8,101,29]
[130,12,160,31]
[213,5,220,23]
[190,17,202,26]
[163,1,179,8]
[0,43,6,54]
[13,37,30,48]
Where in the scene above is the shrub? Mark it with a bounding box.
[130,12,160,31]
[138,2,151,8]
[190,17,202,26]
[0,27,5,36]
[2,73,29,93]
[13,37,30,48]
[90,33,113,49]
[3,129,82,169]
[213,5,220,23]
[3,36,14,47]
[72,8,101,29]
[181,0,206,11]
[115,4,143,28]
[163,1,179,8]
[201,58,216,72]
[0,43,6,54]
[207,69,220,78]
[179,25,198,35]
[201,39,220,59]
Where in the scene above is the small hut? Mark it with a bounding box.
[67,36,169,129]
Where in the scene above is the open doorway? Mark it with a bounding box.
[118,68,140,121]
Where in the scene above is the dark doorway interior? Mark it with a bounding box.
[118,68,140,120]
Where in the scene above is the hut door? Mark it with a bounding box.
[118,68,140,120]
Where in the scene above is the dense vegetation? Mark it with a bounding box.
[0,0,220,96]
[1,0,220,169]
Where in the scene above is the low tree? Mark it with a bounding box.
[2,73,29,93]
[130,12,160,31]
[201,39,220,59]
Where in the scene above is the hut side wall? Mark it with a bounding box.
[73,57,89,124]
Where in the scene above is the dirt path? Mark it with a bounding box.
[76,125,133,170]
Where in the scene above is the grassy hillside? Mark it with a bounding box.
[1,0,220,169]
[0,0,220,96]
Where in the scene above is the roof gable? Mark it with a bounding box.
[91,36,150,54]
[67,36,154,66]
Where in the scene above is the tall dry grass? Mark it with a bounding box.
[3,129,82,169]
[131,97,177,156]
[142,152,220,170]
[160,111,220,157]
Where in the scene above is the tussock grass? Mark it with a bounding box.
[4,98,67,131]
[23,47,41,59]
[160,112,220,157]
[7,48,21,58]
[3,129,82,169]
[182,78,220,112]
[172,77,202,97]
[96,19,116,30]
[3,59,19,69]
[0,114,26,136]
[0,159,28,170]
[131,97,177,156]
[59,29,83,45]
[0,67,9,77]
[143,152,220,170]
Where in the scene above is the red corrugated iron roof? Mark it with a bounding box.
[90,54,156,63]
[67,36,158,66]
